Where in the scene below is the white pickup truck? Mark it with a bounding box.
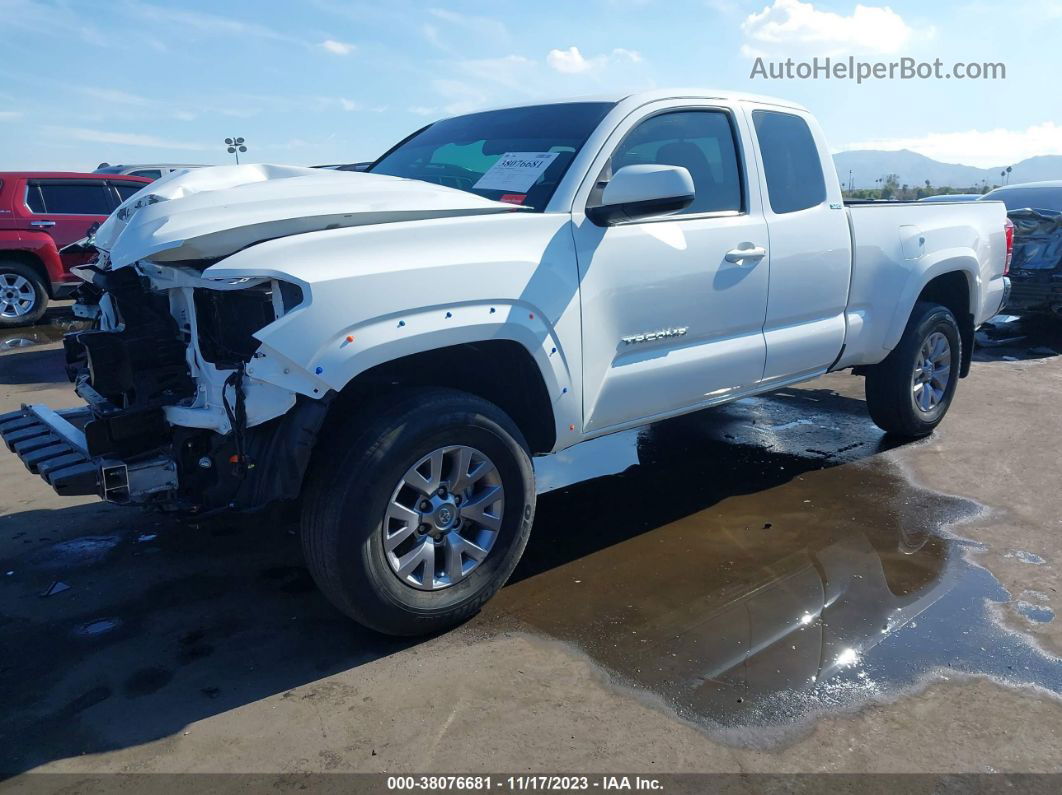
[2,89,1011,635]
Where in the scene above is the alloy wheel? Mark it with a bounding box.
[382,445,504,590]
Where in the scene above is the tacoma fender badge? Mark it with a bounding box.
[621,327,688,345]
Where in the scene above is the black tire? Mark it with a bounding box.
[0,261,48,328]
[300,387,536,636]
[865,301,961,438]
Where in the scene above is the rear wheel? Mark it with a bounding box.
[865,301,961,438]
[0,261,48,328]
[300,388,535,636]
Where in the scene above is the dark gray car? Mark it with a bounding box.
[982,182,1062,318]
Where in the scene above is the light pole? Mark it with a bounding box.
[225,136,248,164]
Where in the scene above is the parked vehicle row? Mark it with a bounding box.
[94,163,206,180]
[0,89,1011,636]
[0,172,151,326]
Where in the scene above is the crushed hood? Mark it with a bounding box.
[93,164,524,268]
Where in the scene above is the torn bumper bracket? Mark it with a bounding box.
[0,405,179,503]
[0,405,98,496]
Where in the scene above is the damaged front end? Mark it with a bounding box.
[2,163,524,513]
[1,259,329,515]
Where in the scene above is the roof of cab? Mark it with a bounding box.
[469,88,808,116]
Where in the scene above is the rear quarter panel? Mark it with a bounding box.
[836,200,1008,368]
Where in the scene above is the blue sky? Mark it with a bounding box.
[0,0,1059,170]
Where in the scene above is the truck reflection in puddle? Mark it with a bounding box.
[488,389,1061,742]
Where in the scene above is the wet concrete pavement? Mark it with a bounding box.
[0,314,1060,776]
[494,405,1058,745]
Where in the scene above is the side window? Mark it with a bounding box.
[606,110,744,214]
[35,181,113,215]
[112,182,146,203]
[128,169,162,179]
[751,110,826,214]
[25,184,45,213]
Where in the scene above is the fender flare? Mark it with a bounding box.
[248,300,578,446]
[880,251,978,353]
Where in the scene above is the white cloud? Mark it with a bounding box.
[427,8,508,39]
[611,48,643,63]
[320,39,355,55]
[51,126,210,151]
[422,23,444,49]
[431,79,490,116]
[79,87,153,106]
[741,0,916,57]
[422,9,507,52]
[546,46,644,74]
[839,122,1062,168]
[547,46,594,74]
[0,0,110,47]
[76,87,201,123]
[126,3,297,43]
[458,55,537,91]
[0,111,24,121]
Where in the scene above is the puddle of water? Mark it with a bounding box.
[0,317,90,352]
[1015,601,1056,625]
[29,535,122,569]
[1005,550,1047,565]
[486,390,1062,746]
[75,618,122,637]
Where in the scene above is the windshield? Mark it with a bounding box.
[981,186,1062,212]
[369,102,615,210]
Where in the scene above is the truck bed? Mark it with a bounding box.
[836,200,1010,369]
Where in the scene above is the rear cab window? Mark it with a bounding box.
[751,110,826,214]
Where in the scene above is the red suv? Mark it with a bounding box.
[0,172,151,327]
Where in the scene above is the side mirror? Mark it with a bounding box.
[586,164,695,226]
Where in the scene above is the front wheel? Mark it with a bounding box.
[864,301,961,438]
[300,388,536,636]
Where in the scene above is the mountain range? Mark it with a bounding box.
[832,150,1062,190]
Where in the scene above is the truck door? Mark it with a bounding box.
[571,103,771,433]
[744,107,852,381]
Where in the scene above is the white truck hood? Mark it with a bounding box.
[94,164,523,268]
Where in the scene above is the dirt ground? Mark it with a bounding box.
[0,311,1060,779]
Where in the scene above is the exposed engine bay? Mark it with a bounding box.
[2,260,331,515]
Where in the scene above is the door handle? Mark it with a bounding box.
[30,220,56,228]
[724,244,767,264]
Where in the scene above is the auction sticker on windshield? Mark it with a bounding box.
[473,152,559,192]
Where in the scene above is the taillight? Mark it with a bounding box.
[1003,217,1014,276]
